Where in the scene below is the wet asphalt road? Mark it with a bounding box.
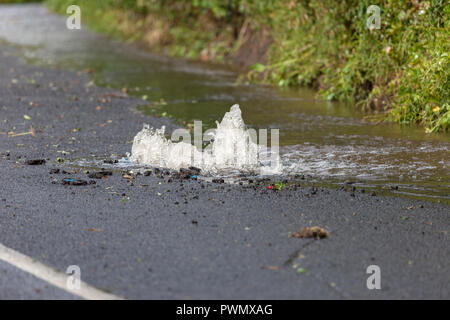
[0,42,449,300]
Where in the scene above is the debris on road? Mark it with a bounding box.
[143,170,152,176]
[296,267,306,274]
[88,170,113,179]
[50,169,71,175]
[9,126,37,138]
[274,182,285,190]
[188,166,201,175]
[103,159,118,164]
[261,265,280,271]
[25,159,46,165]
[62,178,96,186]
[122,173,134,180]
[291,226,329,239]
[177,167,202,179]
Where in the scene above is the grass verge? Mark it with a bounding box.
[44,0,449,132]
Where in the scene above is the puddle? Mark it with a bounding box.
[0,4,448,202]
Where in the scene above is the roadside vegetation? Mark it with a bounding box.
[15,0,450,132]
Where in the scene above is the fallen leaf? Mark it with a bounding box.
[296,267,306,274]
[291,226,329,239]
[262,265,279,271]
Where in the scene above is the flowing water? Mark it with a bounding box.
[0,4,449,202]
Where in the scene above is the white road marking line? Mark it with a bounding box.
[0,243,123,300]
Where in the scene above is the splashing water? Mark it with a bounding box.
[130,104,282,175]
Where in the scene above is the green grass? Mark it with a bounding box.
[44,0,449,132]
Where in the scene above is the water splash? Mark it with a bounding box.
[130,104,282,175]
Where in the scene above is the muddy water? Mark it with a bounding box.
[0,4,449,201]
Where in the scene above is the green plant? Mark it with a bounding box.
[45,0,450,132]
